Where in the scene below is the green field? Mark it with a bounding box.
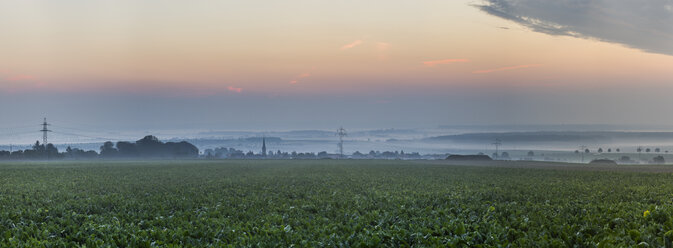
[3,160,673,247]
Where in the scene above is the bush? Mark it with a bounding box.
[619,156,633,163]
[652,156,665,164]
[589,159,617,165]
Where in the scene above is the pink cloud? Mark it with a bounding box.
[5,74,36,81]
[423,59,469,67]
[289,73,311,84]
[472,64,542,74]
[227,86,243,93]
[376,42,391,51]
[341,40,363,50]
[376,42,391,60]
[298,73,310,78]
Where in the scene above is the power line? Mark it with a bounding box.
[0,130,39,137]
[50,123,110,134]
[50,130,119,142]
[1,118,136,146]
[0,125,37,131]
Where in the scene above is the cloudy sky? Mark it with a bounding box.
[1,0,673,135]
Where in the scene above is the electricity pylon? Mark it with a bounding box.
[336,127,347,158]
[40,118,52,145]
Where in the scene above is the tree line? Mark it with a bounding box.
[0,135,198,160]
[204,147,424,159]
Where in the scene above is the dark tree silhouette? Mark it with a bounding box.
[100,141,118,157]
[45,143,60,158]
[116,141,138,157]
[619,156,632,163]
[108,136,199,158]
[653,156,665,164]
[501,152,510,159]
[164,141,198,158]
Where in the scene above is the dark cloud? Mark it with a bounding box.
[476,0,673,56]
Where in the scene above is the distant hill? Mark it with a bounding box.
[198,130,334,139]
[446,154,493,161]
[589,159,617,165]
[425,131,673,144]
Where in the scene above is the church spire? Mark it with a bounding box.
[262,136,267,156]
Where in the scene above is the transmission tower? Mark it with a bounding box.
[492,138,502,158]
[336,127,347,158]
[579,145,587,163]
[40,117,52,145]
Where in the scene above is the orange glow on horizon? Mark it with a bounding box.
[472,64,542,74]
[1,0,672,95]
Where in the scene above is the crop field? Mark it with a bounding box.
[3,160,673,247]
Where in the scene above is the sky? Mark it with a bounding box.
[1,0,673,137]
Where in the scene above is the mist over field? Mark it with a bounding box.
[2,0,673,246]
[5,122,673,162]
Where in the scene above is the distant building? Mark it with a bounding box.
[262,137,267,157]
